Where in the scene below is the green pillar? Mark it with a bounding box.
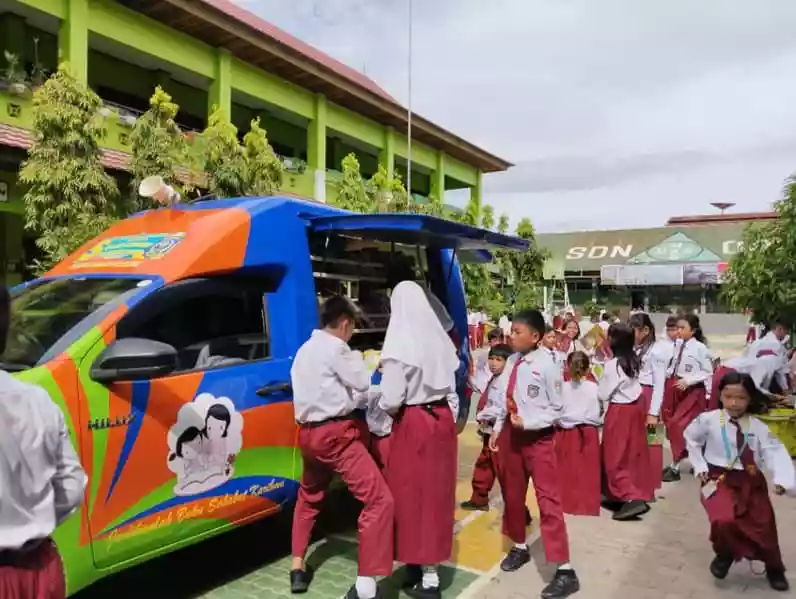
[379,127,395,180]
[307,93,327,202]
[472,169,483,214]
[431,151,446,201]
[58,0,89,84]
[208,48,232,119]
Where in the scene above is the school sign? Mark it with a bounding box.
[536,223,746,285]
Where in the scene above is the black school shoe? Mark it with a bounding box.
[290,566,314,594]
[460,500,489,511]
[661,467,681,483]
[709,554,733,579]
[767,569,790,592]
[345,584,385,599]
[404,583,441,599]
[612,500,650,521]
[500,546,531,571]
[541,568,580,598]
[402,564,422,588]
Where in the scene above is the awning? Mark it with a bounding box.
[308,213,530,252]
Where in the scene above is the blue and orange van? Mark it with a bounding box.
[2,196,528,595]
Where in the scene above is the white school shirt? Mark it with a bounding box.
[499,315,511,336]
[378,360,459,421]
[724,354,780,397]
[469,351,492,395]
[476,373,508,434]
[361,389,393,437]
[0,371,88,550]
[291,329,371,424]
[671,337,714,387]
[493,349,562,434]
[598,358,642,405]
[684,409,796,492]
[749,332,787,360]
[637,341,669,417]
[558,379,601,428]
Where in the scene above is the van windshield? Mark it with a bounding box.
[2,277,146,370]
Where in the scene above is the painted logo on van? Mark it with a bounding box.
[75,233,186,266]
[167,393,244,497]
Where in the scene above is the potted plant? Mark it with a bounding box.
[4,51,28,96]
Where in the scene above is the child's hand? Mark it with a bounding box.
[488,432,500,452]
[676,378,689,391]
[646,415,659,427]
[510,414,524,429]
[697,472,710,484]
[775,485,786,496]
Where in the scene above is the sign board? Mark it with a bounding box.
[601,264,684,286]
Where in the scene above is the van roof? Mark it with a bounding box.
[46,196,528,283]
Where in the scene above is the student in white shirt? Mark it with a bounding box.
[378,281,460,599]
[461,343,512,511]
[748,317,791,394]
[0,287,87,599]
[559,319,586,356]
[499,313,512,338]
[555,351,601,517]
[290,296,394,599]
[661,313,713,483]
[711,353,783,408]
[489,309,580,598]
[685,371,793,592]
[599,324,653,521]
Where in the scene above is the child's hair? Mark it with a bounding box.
[205,404,232,438]
[608,323,640,379]
[321,295,358,328]
[681,313,708,345]
[513,309,546,336]
[628,312,656,350]
[718,371,768,415]
[169,426,204,461]
[771,316,788,330]
[567,351,590,380]
[487,328,503,342]
[601,312,612,322]
[665,314,679,328]
[489,343,513,361]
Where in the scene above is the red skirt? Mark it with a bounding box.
[386,401,457,564]
[702,465,784,569]
[0,540,65,599]
[370,434,391,470]
[639,385,663,492]
[709,366,734,411]
[555,425,601,515]
[602,398,652,502]
[662,381,707,462]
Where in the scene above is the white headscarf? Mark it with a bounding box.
[381,281,459,391]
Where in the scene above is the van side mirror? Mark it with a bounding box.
[91,338,178,384]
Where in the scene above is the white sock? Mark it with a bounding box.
[558,562,573,571]
[355,576,377,599]
[514,542,528,551]
[670,461,680,472]
[421,565,439,589]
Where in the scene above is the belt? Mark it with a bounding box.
[298,411,364,429]
[641,383,653,388]
[403,399,448,420]
[514,425,555,439]
[0,539,48,565]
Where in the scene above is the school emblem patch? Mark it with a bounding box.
[685,364,693,373]
[528,384,540,398]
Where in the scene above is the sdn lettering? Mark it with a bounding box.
[566,245,633,260]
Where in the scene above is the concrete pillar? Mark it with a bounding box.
[378,126,395,180]
[431,151,446,200]
[471,169,483,214]
[208,48,232,119]
[58,0,89,84]
[307,94,327,202]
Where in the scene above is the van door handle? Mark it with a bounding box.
[256,382,292,396]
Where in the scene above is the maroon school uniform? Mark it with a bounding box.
[0,541,66,599]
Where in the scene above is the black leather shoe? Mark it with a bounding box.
[541,568,580,598]
[767,569,790,591]
[500,546,531,572]
[709,554,733,579]
[404,583,441,599]
[402,564,422,588]
[662,467,681,483]
[612,500,649,521]
[290,566,314,593]
[345,584,384,598]
[460,500,489,511]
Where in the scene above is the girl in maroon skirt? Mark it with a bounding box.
[662,314,713,483]
[378,281,460,599]
[599,323,653,520]
[685,371,794,591]
[555,351,601,516]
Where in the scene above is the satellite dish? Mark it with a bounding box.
[710,202,735,214]
[139,175,180,205]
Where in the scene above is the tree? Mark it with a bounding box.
[368,164,409,212]
[129,86,188,210]
[722,178,796,326]
[332,153,373,212]
[20,63,120,272]
[197,107,247,197]
[481,204,495,230]
[242,117,285,195]
[508,218,549,310]
[497,213,510,234]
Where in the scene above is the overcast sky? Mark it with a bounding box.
[232,0,796,232]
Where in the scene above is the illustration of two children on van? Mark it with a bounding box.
[167,393,244,496]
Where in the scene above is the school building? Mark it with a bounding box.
[537,211,777,314]
[0,0,510,285]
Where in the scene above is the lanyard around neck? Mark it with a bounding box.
[719,410,749,468]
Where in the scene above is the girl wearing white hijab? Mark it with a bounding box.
[378,281,459,599]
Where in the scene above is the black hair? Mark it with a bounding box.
[321,295,358,329]
[665,315,679,328]
[567,351,590,380]
[563,319,581,339]
[489,343,513,361]
[0,286,8,356]
[718,371,768,415]
[771,316,788,330]
[608,323,640,379]
[487,328,503,341]
[205,403,232,438]
[601,312,612,322]
[680,313,707,345]
[513,309,546,337]
[628,313,656,352]
[168,426,204,461]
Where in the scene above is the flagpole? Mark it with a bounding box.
[406,0,413,198]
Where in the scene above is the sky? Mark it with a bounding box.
[231,0,796,232]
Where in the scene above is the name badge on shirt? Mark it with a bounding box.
[701,480,718,499]
[684,364,693,373]
[528,384,540,398]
